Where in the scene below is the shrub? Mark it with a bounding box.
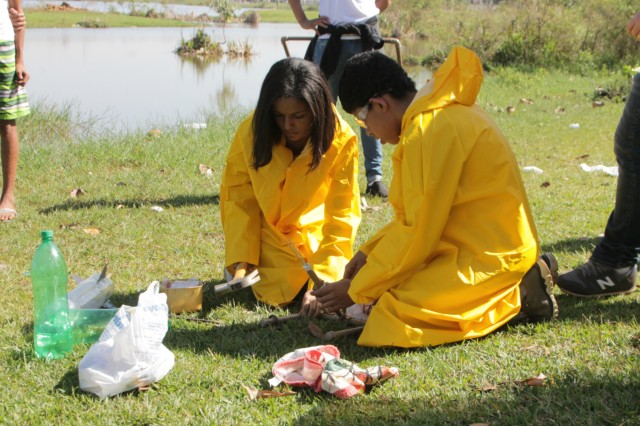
[175,28,223,56]
[242,11,260,25]
[76,19,107,28]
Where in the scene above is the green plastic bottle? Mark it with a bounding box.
[31,230,72,360]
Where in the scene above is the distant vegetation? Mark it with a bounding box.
[382,0,640,72]
[175,28,224,57]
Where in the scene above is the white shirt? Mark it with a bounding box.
[0,0,14,41]
[319,0,380,25]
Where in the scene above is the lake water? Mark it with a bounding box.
[25,20,428,133]
[26,23,312,132]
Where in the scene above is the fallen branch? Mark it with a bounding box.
[323,326,364,341]
[259,312,301,327]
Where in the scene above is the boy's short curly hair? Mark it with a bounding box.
[338,51,417,113]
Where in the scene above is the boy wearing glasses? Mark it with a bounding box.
[313,46,558,348]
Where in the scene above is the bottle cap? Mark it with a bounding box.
[40,230,54,240]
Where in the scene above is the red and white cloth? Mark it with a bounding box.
[269,345,399,398]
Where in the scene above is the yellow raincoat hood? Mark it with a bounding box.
[404,45,483,128]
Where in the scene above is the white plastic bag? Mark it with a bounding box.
[78,281,175,398]
[68,269,114,309]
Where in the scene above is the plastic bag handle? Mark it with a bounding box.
[147,281,160,295]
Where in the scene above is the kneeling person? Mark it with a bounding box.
[313,46,557,347]
[220,58,361,317]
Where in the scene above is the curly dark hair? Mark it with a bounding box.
[252,58,336,171]
[338,51,417,113]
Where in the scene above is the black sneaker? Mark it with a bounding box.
[365,180,388,198]
[512,253,559,324]
[557,260,637,297]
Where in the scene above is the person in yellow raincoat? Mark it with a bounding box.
[220,58,361,316]
[313,46,559,347]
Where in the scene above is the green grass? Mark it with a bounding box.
[1,68,639,424]
[249,8,297,24]
[25,9,201,28]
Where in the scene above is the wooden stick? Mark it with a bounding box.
[305,268,325,289]
[323,326,364,341]
[169,315,223,326]
[259,312,301,327]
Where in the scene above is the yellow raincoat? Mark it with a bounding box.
[220,110,361,306]
[350,46,539,347]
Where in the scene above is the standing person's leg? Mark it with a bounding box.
[313,39,388,198]
[557,73,640,296]
[0,119,18,221]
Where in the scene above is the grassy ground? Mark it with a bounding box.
[1,68,639,424]
[24,5,296,28]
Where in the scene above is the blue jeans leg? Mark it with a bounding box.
[312,38,384,180]
[591,73,640,267]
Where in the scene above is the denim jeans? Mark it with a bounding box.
[591,73,640,267]
[312,38,384,181]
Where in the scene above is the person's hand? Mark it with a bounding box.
[299,289,322,318]
[9,8,25,32]
[343,251,367,280]
[15,63,28,86]
[312,279,354,313]
[627,11,640,40]
[300,15,329,31]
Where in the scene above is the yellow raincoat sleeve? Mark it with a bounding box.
[349,113,465,304]
[309,126,361,285]
[220,116,261,267]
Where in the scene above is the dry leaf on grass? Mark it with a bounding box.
[479,383,497,392]
[519,98,534,104]
[524,345,550,356]
[83,228,101,236]
[575,154,589,160]
[506,106,516,114]
[243,386,295,401]
[199,164,213,177]
[555,106,565,114]
[514,373,547,387]
[70,188,86,197]
[540,181,551,188]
